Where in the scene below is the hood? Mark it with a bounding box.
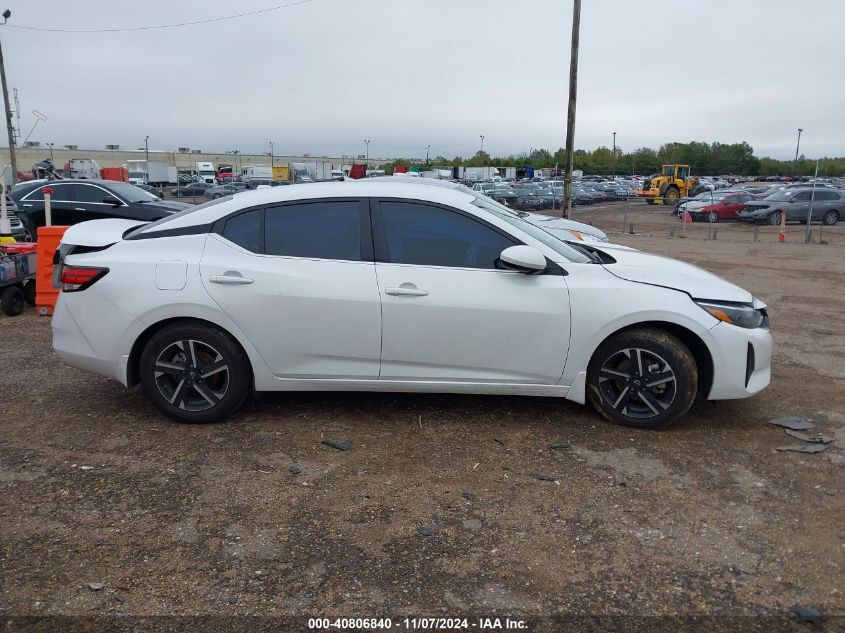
[524,213,608,241]
[600,248,753,302]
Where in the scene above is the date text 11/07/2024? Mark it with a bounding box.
[307,617,528,630]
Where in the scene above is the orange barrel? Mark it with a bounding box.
[36,226,70,316]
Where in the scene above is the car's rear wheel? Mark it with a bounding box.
[768,210,782,225]
[823,210,839,225]
[587,328,698,430]
[708,211,718,223]
[1,285,24,316]
[175,191,184,198]
[140,323,251,423]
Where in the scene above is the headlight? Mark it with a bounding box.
[694,299,768,329]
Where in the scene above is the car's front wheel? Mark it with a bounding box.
[139,322,251,423]
[768,210,782,225]
[823,210,839,226]
[587,328,698,429]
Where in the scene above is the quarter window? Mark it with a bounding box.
[265,201,362,261]
[378,201,516,269]
[222,209,261,252]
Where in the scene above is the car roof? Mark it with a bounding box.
[149,180,477,231]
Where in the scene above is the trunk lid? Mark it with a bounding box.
[52,219,148,288]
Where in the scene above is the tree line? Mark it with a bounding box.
[380,141,845,178]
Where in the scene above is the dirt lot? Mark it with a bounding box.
[1,201,843,631]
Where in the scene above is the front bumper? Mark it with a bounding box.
[707,322,772,400]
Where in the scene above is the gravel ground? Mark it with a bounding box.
[0,203,843,631]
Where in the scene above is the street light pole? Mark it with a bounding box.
[269,141,274,168]
[479,135,485,157]
[47,142,54,163]
[793,128,803,179]
[364,139,370,167]
[0,9,18,186]
[562,0,582,218]
[425,144,430,167]
[612,131,617,178]
[144,135,149,183]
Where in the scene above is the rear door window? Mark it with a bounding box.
[264,200,363,261]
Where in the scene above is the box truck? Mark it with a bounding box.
[68,158,100,179]
[125,160,178,186]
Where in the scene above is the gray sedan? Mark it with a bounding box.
[204,183,244,199]
[738,188,845,225]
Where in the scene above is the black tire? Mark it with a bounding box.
[139,322,251,423]
[1,285,25,316]
[708,211,718,223]
[663,187,680,205]
[822,210,839,226]
[768,210,782,226]
[645,198,655,206]
[212,193,222,199]
[587,327,698,430]
[175,191,184,198]
[23,280,36,306]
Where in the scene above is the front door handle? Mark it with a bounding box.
[209,274,254,285]
[385,286,428,297]
[74,208,86,211]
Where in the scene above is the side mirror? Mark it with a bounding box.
[102,196,122,207]
[499,245,547,274]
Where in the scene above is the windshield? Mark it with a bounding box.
[471,196,591,264]
[105,181,159,203]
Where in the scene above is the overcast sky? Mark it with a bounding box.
[3,0,842,160]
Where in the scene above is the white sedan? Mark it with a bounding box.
[51,181,772,429]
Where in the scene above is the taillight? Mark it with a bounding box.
[60,266,109,292]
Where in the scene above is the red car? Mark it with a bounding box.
[686,191,759,223]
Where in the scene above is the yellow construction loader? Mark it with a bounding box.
[635,164,704,205]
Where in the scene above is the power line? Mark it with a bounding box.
[6,0,315,33]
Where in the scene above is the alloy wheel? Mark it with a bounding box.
[153,339,230,411]
[598,348,677,419]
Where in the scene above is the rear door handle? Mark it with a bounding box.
[209,275,254,285]
[74,208,86,211]
[385,286,428,297]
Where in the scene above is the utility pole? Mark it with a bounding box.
[479,135,485,157]
[562,0,581,218]
[611,131,617,178]
[0,9,18,186]
[793,128,803,179]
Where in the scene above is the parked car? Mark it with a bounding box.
[135,183,164,199]
[683,192,757,222]
[738,188,844,225]
[10,180,190,238]
[171,182,213,198]
[513,188,545,211]
[51,180,771,429]
[472,182,518,207]
[204,184,241,200]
